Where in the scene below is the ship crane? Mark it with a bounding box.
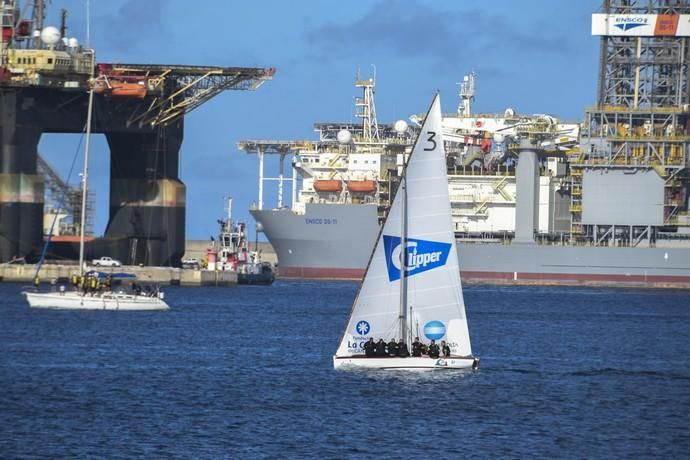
[236,140,303,210]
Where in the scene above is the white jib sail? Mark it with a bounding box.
[335,94,473,358]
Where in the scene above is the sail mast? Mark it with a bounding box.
[398,169,408,341]
[78,55,95,277]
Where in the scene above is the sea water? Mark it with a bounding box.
[1,281,689,458]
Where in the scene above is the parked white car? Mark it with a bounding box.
[181,257,200,269]
[92,256,122,267]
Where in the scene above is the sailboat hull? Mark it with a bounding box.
[23,291,169,311]
[333,356,479,370]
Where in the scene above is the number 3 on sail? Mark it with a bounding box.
[333,93,479,370]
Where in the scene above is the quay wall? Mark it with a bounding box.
[0,263,237,286]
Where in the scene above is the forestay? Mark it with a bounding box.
[335,94,472,359]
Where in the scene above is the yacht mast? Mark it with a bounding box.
[398,175,408,341]
[78,55,95,276]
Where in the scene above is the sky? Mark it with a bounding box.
[37,0,601,240]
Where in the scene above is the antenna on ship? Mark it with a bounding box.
[355,65,380,141]
[85,0,90,48]
[457,70,476,116]
[225,196,233,232]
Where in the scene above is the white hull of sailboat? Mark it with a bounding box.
[333,356,479,370]
[23,291,169,311]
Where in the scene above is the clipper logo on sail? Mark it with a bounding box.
[383,235,451,281]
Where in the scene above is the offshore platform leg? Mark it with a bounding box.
[0,90,44,263]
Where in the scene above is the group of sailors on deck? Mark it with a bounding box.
[362,337,451,358]
[65,274,158,297]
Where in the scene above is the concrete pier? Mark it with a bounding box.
[1,240,276,286]
[0,263,237,286]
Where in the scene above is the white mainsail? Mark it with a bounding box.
[335,94,472,360]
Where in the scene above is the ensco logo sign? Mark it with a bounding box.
[383,235,451,282]
[424,320,446,340]
[614,16,649,31]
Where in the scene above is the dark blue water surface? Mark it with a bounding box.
[1,281,689,458]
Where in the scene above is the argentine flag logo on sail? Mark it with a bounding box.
[383,235,451,282]
[424,320,446,340]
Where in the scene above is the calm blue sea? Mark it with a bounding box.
[1,281,689,459]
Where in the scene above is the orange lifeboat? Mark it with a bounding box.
[110,82,147,99]
[347,180,377,193]
[313,180,342,192]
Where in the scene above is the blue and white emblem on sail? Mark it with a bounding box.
[383,235,451,282]
[424,320,446,340]
[355,320,370,336]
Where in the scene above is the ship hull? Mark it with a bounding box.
[251,203,380,279]
[252,205,690,287]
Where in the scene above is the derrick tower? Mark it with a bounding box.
[572,0,690,246]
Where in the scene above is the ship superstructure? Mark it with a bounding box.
[239,74,581,278]
[437,72,579,237]
[290,77,412,218]
[240,73,578,235]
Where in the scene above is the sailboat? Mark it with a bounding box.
[23,66,169,311]
[333,94,478,370]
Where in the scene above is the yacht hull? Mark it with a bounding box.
[23,291,169,311]
[333,355,479,370]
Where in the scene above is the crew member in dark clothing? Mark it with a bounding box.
[411,337,423,357]
[428,339,440,358]
[397,338,410,357]
[363,338,375,357]
[441,340,451,358]
[375,338,387,357]
[387,338,398,357]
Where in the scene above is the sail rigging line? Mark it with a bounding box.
[333,94,441,354]
[32,127,88,282]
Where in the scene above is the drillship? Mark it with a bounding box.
[239,1,690,287]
